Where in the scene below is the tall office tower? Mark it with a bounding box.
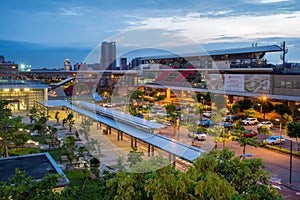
[64,58,71,71]
[0,55,4,63]
[130,57,142,69]
[119,57,128,70]
[100,41,116,70]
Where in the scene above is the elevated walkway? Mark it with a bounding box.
[37,100,205,163]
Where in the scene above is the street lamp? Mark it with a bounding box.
[257,103,262,118]
[276,119,282,149]
[285,139,293,184]
[261,96,267,121]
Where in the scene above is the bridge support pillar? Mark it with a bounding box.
[227,95,234,104]
[288,101,296,115]
[117,130,120,141]
[148,144,151,157]
[151,145,154,156]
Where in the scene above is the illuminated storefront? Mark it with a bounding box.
[0,80,48,111]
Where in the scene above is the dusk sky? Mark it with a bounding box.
[1,0,300,68]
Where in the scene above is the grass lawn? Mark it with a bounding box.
[9,148,41,156]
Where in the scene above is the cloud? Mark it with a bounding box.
[60,7,84,16]
[248,0,290,4]
[125,10,300,44]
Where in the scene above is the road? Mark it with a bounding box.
[160,123,300,199]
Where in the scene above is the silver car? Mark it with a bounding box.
[257,121,273,129]
[266,136,285,145]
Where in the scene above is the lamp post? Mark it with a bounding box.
[262,96,267,121]
[285,139,293,184]
[276,119,282,149]
[257,103,262,118]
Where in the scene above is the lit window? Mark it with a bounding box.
[3,89,9,92]
[24,88,30,92]
[14,88,20,92]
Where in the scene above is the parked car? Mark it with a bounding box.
[266,135,285,145]
[198,119,215,127]
[202,111,212,118]
[241,130,258,138]
[221,122,233,129]
[188,132,207,141]
[242,118,258,125]
[257,121,273,129]
[223,115,236,122]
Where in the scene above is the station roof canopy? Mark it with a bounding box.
[140,45,283,61]
[38,100,204,162]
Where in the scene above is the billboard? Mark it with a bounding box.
[224,74,271,94]
[244,75,270,94]
[224,74,244,92]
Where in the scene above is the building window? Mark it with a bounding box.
[280,81,285,88]
[286,81,292,89]
[293,82,299,89]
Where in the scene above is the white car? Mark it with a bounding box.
[242,118,258,125]
[188,132,207,141]
[202,111,212,118]
[266,136,285,145]
[257,121,273,129]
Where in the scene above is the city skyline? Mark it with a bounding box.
[1,0,300,68]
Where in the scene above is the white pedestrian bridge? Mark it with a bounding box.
[37,100,205,163]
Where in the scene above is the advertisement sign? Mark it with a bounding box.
[224,74,244,92]
[244,75,270,94]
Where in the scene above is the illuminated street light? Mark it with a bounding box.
[261,96,267,121]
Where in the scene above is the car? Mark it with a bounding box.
[266,135,285,145]
[224,115,236,122]
[220,122,233,129]
[257,121,273,129]
[242,118,258,125]
[188,132,207,141]
[202,111,212,118]
[198,119,215,127]
[241,130,258,138]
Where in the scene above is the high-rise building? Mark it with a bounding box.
[119,57,128,70]
[64,58,71,71]
[0,55,18,79]
[100,41,116,70]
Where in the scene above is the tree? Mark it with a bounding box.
[106,149,281,200]
[258,126,272,142]
[238,134,259,155]
[66,112,75,132]
[64,136,76,165]
[245,108,257,118]
[237,99,253,111]
[62,118,67,130]
[28,106,38,124]
[285,121,300,151]
[274,103,292,117]
[127,147,144,167]
[165,103,180,136]
[55,111,60,125]
[0,100,28,157]
[254,100,274,120]
[0,169,72,199]
[231,103,240,114]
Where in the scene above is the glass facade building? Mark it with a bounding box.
[0,80,48,111]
